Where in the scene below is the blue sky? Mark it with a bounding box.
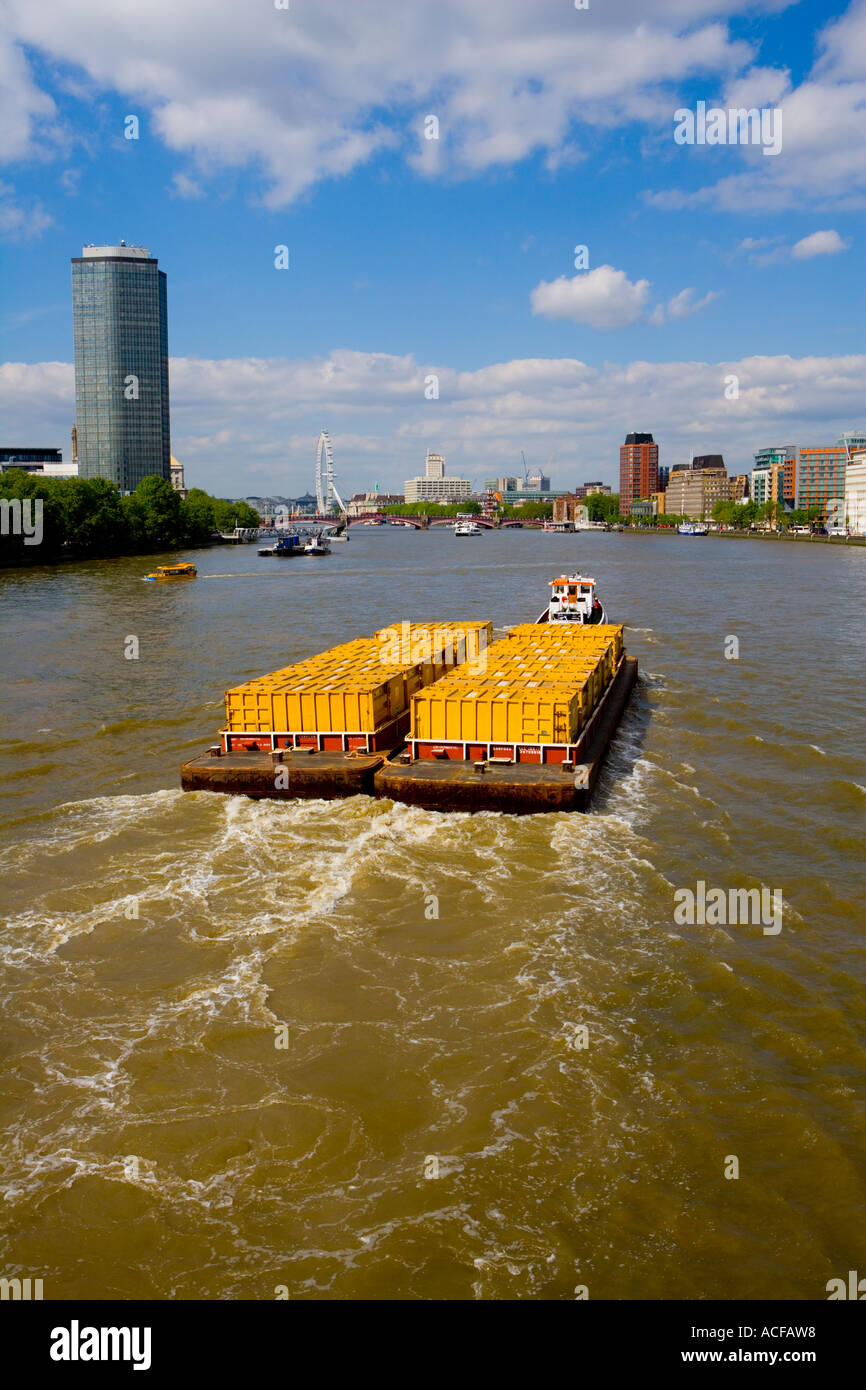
[0,0,863,496]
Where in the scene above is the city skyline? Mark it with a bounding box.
[0,0,863,495]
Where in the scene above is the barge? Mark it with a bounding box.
[180,578,637,812]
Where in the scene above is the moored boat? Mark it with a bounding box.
[259,535,303,557]
[304,535,331,556]
[678,521,708,536]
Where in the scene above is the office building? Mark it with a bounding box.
[751,463,771,507]
[657,465,670,492]
[620,433,659,512]
[404,476,472,503]
[572,481,612,500]
[72,242,170,492]
[664,460,731,518]
[798,444,847,510]
[2,446,59,469]
[484,476,519,493]
[404,452,471,503]
[630,498,655,519]
[526,470,550,492]
[404,457,472,503]
[843,449,866,535]
[0,447,77,477]
[753,446,796,507]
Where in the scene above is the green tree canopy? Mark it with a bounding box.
[181,488,217,543]
[211,497,261,530]
[123,474,183,550]
[586,492,621,523]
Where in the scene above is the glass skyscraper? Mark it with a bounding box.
[72,243,170,491]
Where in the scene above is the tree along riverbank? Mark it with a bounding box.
[0,472,260,569]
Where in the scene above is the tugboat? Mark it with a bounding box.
[143,561,197,581]
[536,573,607,625]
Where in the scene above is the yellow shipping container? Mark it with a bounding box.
[411,678,592,744]
[484,648,607,681]
[283,684,391,733]
[373,620,493,675]
[227,663,408,732]
[492,640,614,685]
[375,619,492,643]
[486,666,603,707]
[506,622,624,662]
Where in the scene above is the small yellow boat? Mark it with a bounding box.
[143,562,197,582]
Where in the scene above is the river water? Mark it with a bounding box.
[1,528,864,1300]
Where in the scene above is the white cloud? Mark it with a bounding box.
[0,180,52,238]
[170,171,204,200]
[791,228,849,258]
[4,0,858,214]
[0,28,57,161]
[3,347,862,496]
[650,287,721,324]
[532,268,719,329]
[648,1,866,211]
[1,0,771,204]
[59,167,81,194]
[531,266,652,329]
[732,229,850,265]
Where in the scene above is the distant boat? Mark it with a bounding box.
[218,527,257,543]
[678,522,709,536]
[454,519,482,536]
[258,535,303,557]
[304,535,331,556]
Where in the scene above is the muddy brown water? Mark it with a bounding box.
[1,528,864,1299]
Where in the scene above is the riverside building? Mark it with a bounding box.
[0,447,77,477]
[404,450,471,503]
[796,434,864,510]
[844,449,866,535]
[72,242,170,492]
[619,433,659,512]
[664,455,731,518]
[752,446,796,507]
